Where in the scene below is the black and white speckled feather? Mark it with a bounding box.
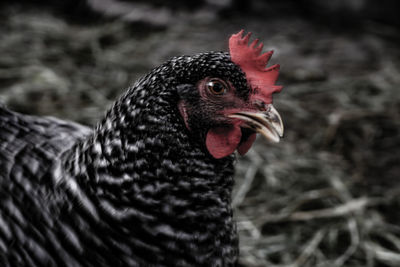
[0,52,253,266]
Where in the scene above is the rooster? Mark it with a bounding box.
[0,30,283,266]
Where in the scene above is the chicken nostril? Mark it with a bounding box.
[252,100,269,111]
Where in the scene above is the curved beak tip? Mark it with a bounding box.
[228,105,284,143]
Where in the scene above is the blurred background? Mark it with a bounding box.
[0,0,399,266]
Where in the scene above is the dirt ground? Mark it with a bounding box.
[0,2,399,266]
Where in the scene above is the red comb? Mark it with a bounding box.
[229,30,282,104]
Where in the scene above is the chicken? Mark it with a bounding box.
[0,30,284,267]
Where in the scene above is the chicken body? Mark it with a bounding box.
[0,29,284,266]
[0,53,247,266]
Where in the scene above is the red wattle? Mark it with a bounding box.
[206,125,242,159]
[237,133,256,155]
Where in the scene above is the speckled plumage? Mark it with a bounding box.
[0,52,256,266]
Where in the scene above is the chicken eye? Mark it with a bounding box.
[207,79,228,96]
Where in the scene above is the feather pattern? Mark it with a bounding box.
[0,52,251,266]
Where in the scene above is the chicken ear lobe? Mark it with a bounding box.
[206,125,242,159]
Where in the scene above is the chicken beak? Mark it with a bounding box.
[227,105,284,143]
